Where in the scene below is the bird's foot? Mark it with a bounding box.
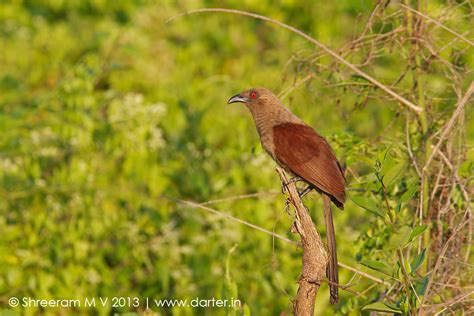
[281,176,304,193]
[298,185,314,199]
[290,221,298,234]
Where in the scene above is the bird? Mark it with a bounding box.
[228,87,345,304]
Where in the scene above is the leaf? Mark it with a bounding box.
[360,259,392,275]
[381,144,395,162]
[365,172,378,183]
[415,276,429,296]
[389,226,412,249]
[400,182,418,203]
[411,248,426,272]
[383,161,406,187]
[350,195,385,218]
[458,160,473,178]
[362,302,402,313]
[354,154,375,168]
[380,154,396,176]
[407,225,427,244]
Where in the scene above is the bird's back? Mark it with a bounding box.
[272,122,345,208]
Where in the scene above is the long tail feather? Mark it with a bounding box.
[323,194,339,304]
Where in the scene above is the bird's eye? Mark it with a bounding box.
[250,91,257,99]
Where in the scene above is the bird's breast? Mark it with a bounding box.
[250,104,302,165]
[258,129,292,175]
[254,119,276,157]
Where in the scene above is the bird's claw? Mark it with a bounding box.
[281,177,303,193]
[281,182,287,194]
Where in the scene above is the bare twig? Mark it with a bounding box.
[422,290,474,312]
[424,81,474,170]
[278,73,314,100]
[163,195,297,245]
[200,191,279,205]
[422,214,471,307]
[435,146,470,203]
[338,262,391,286]
[400,4,474,47]
[434,145,472,263]
[405,116,422,177]
[164,195,392,286]
[166,8,423,114]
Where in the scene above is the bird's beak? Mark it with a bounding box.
[227,93,248,104]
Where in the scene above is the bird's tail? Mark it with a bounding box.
[323,194,339,304]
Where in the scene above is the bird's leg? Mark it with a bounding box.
[281,181,314,215]
[281,176,304,193]
[298,185,314,199]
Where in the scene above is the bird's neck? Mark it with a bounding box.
[249,103,303,157]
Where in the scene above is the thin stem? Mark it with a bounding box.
[167,8,423,114]
[162,195,393,286]
[399,3,474,47]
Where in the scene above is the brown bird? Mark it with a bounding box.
[228,87,345,304]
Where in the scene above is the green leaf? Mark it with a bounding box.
[360,259,392,275]
[381,144,395,162]
[400,182,418,203]
[380,154,396,176]
[383,161,406,186]
[415,276,429,296]
[350,195,385,218]
[365,172,378,183]
[389,226,412,249]
[362,302,402,313]
[411,248,426,272]
[354,154,375,168]
[407,225,427,244]
[458,160,473,178]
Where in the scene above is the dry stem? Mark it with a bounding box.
[166,8,423,114]
[276,167,328,315]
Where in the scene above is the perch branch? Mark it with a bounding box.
[276,167,328,315]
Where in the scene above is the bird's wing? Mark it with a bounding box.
[273,122,345,205]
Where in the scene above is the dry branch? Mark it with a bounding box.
[424,81,474,170]
[166,8,423,114]
[164,195,391,286]
[276,167,328,315]
[400,4,474,47]
[164,196,296,245]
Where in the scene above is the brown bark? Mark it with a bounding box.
[277,167,328,316]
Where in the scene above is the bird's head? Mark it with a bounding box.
[227,87,278,109]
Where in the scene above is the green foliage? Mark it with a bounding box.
[1,0,472,315]
[362,301,402,313]
[410,248,426,273]
[351,144,433,314]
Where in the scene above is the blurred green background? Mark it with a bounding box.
[1,0,472,315]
